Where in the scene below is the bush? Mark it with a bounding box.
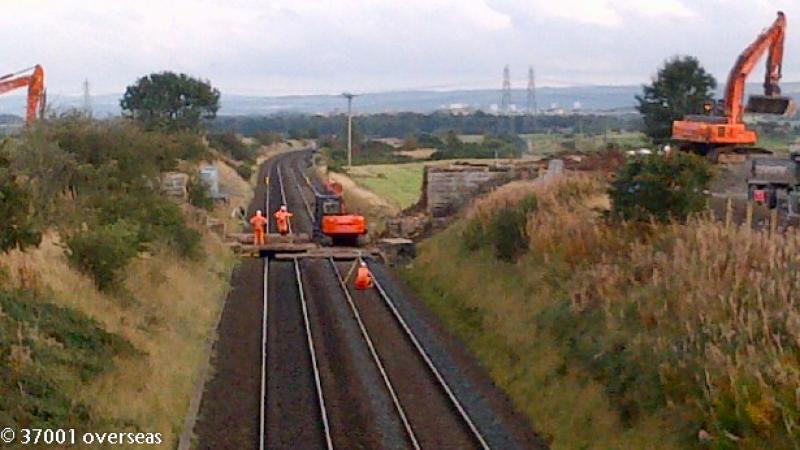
[65,221,141,291]
[89,192,203,259]
[208,132,255,162]
[463,194,538,262]
[609,152,712,223]
[0,157,41,252]
[234,163,252,181]
[187,177,214,211]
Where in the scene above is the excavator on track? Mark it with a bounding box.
[672,12,795,162]
[0,65,46,125]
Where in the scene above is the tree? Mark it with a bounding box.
[609,152,713,223]
[636,56,716,142]
[120,72,220,131]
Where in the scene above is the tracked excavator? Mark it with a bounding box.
[672,12,795,162]
[0,65,46,125]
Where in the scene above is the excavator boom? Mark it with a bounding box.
[0,65,45,125]
[672,12,794,159]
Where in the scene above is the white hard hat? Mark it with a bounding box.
[256,210,262,215]
[360,260,367,267]
[281,205,287,210]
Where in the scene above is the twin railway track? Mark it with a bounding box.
[260,152,491,449]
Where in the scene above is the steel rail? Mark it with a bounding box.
[258,259,268,450]
[275,164,293,234]
[328,259,422,450]
[369,264,492,450]
[294,258,334,450]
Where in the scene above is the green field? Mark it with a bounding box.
[520,131,649,155]
[346,163,426,209]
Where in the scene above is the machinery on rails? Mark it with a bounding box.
[0,65,46,125]
[314,181,367,246]
[671,12,795,162]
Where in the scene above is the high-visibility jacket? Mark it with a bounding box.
[250,214,267,231]
[355,266,374,290]
[274,210,293,234]
[250,214,268,245]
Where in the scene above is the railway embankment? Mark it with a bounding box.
[401,173,800,449]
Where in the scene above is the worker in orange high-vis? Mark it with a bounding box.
[274,205,293,235]
[249,210,268,245]
[355,260,374,290]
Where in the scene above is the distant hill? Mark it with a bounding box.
[0,82,797,117]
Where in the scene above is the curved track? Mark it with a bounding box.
[197,150,544,450]
[266,151,490,449]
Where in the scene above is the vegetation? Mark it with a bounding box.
[121,71,221,131]
[188,176,215,212]
[609,152,713,222]
[463,191,537,261]
[212,111,643,138]
[0,112,239,447]
[0,154,41,252]
[636,56,717,142]
[431,131,524,160]
[345,163,426,210]
[65,222,142,291]
[405,174,800,449]
[208,132,256,162]
[0,289,135,430]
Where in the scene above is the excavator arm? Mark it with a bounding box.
[0,65,45,124]
[672,11,793,159]
[725,11,792,122]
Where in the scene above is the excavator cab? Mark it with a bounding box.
[746,94,796,115]
[313,193,367,246]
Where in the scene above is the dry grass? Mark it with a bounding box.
[0,230,234,448]
[404,173,800,449]
[394,148,437,160]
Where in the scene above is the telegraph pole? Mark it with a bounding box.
[342,92,356,169]
[82,79,92,116]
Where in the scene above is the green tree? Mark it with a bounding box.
[609,152,713,223]
[636,56,716,142]
[120,72,220,131]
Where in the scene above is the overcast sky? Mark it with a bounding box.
[2,0,799,96]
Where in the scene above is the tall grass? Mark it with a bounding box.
[405,173,800,449]
[0,231,234,448]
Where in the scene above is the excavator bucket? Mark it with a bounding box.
[746,95,796,116]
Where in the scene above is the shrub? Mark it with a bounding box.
[187,177,214,211]
[65,221,141,291]
[234,163,252,181]
[463,193,537,262]
[489,195,537,261]
[208,132,255,162]
[0,158,41,252]
[90,191,203,258]
[609,152,712,223]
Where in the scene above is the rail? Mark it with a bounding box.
[294,258,334,450]
[369,263,491,450]
[328,259,421,450]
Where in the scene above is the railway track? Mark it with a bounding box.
[261,153,333,450]
[263,151,490,449]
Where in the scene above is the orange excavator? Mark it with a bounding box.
[672,12,795,162]
[314,181,367,246]
[0,65,46,125]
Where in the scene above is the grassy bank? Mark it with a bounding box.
[402,175,800,449]
[0,116,245,448]
[0,231,234,448]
